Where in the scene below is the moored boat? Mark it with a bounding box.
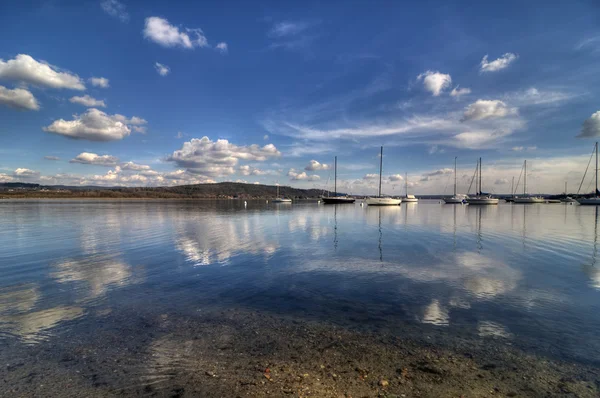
[366,146,401,206]
[578,142,600,205]
[444,157,468,204]
[465,158,499,205]
[322,156,355,204]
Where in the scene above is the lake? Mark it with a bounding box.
[1,200,599,397]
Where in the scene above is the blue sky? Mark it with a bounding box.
[1,0,600,194]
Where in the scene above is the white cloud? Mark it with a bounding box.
[363,173,379,180]
[166,137,281,177]
[100,0,129,22]
[504,87,577,106]
[0,173,14,182]
[239,165,268,176]
[70,152,119,166]
[121,161,151,171]
[89,77,109,88]
[578,110,600,138]
[154,62,170,76]
[423,168,453,177]
[287,168,319,181]
[388,174,403,182]
[304,160,330,171]
[215,42,228,54]
[0,54,85,90]
[269,21,309,38]
[0,85,39,110]
[511,146,537,152]
[495,178,508,185]
[461,99,514,122]
[263,134,269,140]
[13,168,40,178]
[43,108,147,141]
[417,70,452,96]
[480,53,518,73]
[69,94,106,107]
[44,156,60,161]
[143,17,208,49]
[450,86,471,98]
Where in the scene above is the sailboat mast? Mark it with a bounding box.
[565,181,567,196]
[454,157,457,196]
[378,146,383,197]
[596,142,598,196]
[334,156,337,197]
[405,172,408,196]
[479,157,482,195]
[524,160,527,195]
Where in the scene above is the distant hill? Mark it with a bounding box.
[0,181,333,199]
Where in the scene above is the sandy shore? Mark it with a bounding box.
[1,306,598,397]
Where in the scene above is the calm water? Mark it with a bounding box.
[1,200,600,365]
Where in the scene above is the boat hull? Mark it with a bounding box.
[466,197,499,205]
[272,198,292,203]
[402,198,419,203]
[513,197,545,204]
[444,196,466,204]
[322,197,355,204]
[578,197,600,205]
[366,197,402,206]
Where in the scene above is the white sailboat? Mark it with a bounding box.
[514,160,545,204]
[579,142,600,205]
[466,158,499,205]
[322,156,355,204]
[272,184,292,203]
[444,156,468,204]
[402,172,418,202]
[366,146,402,206]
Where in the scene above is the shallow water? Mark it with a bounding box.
[1,199,600,369]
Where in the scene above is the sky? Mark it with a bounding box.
[1,0,600,195]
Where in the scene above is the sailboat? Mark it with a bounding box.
[322,156,355,204]
[444,156,468,204]
[272,184,292,203]
[578,142,600,205]
[366,146,402,206]
[465,158,499,205]
[402,172,418,202]
[505,176,515,203]
[514,160,545,203]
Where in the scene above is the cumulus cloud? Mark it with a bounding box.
[154,62,170,76]
[417,70,452,96]
[215,42,228,54]
[89,77,109,88]
[304,160,330,171]
[166,137,281,177]
[121,161,151,171]
[0,173,14,182]
[578,111,600,138]
[511,146,537,152]
[287,168,320,181]
[144,17,208,49]
[70,152,119,166]
[450,86,471,98]
[461,99,514,122]
[363,173,379,180]
[480,53,518,73]
[388,174,404,181]
[239,165,268,176]
[0,54,85,90]
[43,108,147,141]
[100,0,129,22]
[69,94,106,107]
[0,85,39,110]
[44,156,60,161]
[13,168,40,178]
